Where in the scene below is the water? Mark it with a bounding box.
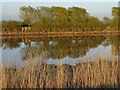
[2,35,120,67]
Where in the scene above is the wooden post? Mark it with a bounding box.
[25,27,27,32]
[22,27,24,32]
[28,27,31,31]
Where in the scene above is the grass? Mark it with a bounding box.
[1,59,119,88]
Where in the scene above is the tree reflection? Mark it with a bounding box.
[17,36,106,60]
[2,38,22,49]
[3,36,120,61]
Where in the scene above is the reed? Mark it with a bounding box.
[1,59,119,88]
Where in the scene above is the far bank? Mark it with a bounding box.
[1,31,120,37]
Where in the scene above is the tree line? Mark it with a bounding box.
[103,7,120,31]
[1,6,120,32]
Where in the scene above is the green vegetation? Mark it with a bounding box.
[19,6,105,32]
[103,7,120,30]
[2,20,21,31]
[1,6,119,32]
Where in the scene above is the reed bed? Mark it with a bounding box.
[1,59,119,88]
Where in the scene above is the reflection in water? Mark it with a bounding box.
[2,35,120,67]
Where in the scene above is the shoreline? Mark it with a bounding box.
[1,31,120,37]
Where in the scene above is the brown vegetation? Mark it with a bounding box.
[2,59,119,88]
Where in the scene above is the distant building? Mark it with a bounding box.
[106,26,110,30]
[21,24,32,32]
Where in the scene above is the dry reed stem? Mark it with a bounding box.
[1,60,119,88]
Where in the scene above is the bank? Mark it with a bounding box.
[1,31,120,37]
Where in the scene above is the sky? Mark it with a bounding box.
[1,0,120,2]
[1,1,120,21]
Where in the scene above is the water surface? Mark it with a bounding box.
[2,35,120,67]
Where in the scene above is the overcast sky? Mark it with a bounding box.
[1,1,120,21]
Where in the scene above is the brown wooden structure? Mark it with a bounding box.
[21,24,32,32]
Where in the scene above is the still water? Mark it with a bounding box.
[2,35,120,67]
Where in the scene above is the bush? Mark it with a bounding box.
[2,20,21,32]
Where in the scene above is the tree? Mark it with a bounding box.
[109,7,120,30]
[68,7,89,31]
[20,6,35,25]
[19,6,105,32]
[103,17,110,23]
[2,20,21,31]
[112,7,120,17]
[51,6,69,31]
